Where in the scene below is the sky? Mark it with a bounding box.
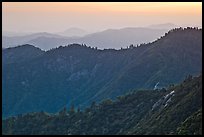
[2,2,202,33]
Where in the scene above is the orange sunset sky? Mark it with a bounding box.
[2,2,202,33]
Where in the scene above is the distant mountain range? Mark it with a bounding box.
[2,23,182,50]
[56,27,90,37]
[2,28,202,118]
[2,74,202,135]
[2,28,90,38]
[3,23,177,37]
[2,32,66,49]
[3,27,172,50]
[2,31,32,37]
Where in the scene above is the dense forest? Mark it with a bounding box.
[2,74,202,135]
[2,28,202,118]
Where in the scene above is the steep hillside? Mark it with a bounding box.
[177,109,202,135]
[2,28,202,118]
[2,75,202,135]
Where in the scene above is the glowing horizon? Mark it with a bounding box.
[2,2,202,33]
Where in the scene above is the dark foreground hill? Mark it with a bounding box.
[2,28,202,118]
[2,74,202,135]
